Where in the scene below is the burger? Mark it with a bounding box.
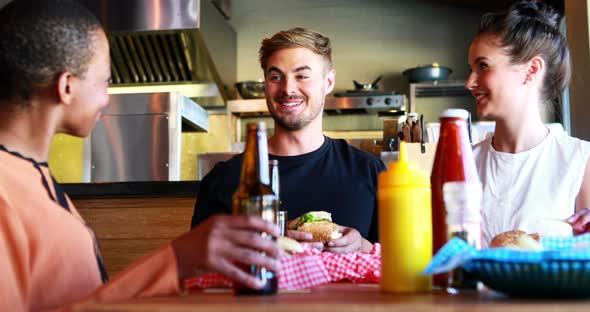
[288,211,342,243]
[489,230,543,251]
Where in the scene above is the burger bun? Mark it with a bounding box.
[289,211,343,243]
[490,230,543,251]
[297,221,342,243]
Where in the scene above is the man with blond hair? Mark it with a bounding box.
[192,28,385,253]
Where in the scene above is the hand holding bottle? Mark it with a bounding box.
[232,122,279,295]
[172,215,280,290]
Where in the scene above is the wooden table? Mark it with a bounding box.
[73,283,590,312]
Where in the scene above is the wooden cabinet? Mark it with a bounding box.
[74,197,196,276]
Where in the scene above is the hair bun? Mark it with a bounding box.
[512,0,561,29]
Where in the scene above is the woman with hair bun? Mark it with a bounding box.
[466,0,590,246]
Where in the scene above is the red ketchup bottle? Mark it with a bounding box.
[430,109,480,288]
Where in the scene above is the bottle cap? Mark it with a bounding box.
[379,141,430,188]
[440,108,469,120]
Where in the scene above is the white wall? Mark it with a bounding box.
[229,0,484,94]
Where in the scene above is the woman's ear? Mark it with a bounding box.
[526,55,545,84]
[57,71,75,105]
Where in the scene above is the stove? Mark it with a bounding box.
[325,91,406,112]
[335,90,399,97]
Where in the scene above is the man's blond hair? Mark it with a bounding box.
[259,27,332,72]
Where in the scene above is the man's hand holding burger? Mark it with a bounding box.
[325,225,373,253]
[287,211,372,253]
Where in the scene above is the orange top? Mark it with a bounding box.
[0,148,182,311]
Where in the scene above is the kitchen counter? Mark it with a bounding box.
[62,181,200,199]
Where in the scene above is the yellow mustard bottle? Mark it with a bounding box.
[378,141,432,293]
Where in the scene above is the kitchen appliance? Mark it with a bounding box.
[77,0,236,106]
[353,76,382,91]
[84,92,208,182]
[226,76,409,166]
[235,81,265,99]
[327,77,406,114]
[329,91,406,114]
[403,64,453,83]
[226,91,407,147]
[409,80,475,124]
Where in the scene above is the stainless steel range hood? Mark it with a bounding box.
[77,0,236,106]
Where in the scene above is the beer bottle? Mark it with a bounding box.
[269,159,287,236]
[232,122,278,295]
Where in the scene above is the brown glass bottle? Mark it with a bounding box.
[232,122,278,295]
[430,109,479,288]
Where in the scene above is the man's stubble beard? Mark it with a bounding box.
[268,96,325,131]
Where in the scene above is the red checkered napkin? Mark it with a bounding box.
[185,243,382,290]
[279,245,331,289]
[321,243,382,283]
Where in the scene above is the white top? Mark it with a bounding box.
[473,127,590,247]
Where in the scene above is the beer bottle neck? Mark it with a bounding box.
[241,128,270,188]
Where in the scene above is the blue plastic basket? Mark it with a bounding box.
[425,235,590,298]
[465,259,590,297]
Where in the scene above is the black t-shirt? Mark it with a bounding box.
[191,137,386,243]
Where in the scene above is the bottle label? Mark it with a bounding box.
[443,181,482,225]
